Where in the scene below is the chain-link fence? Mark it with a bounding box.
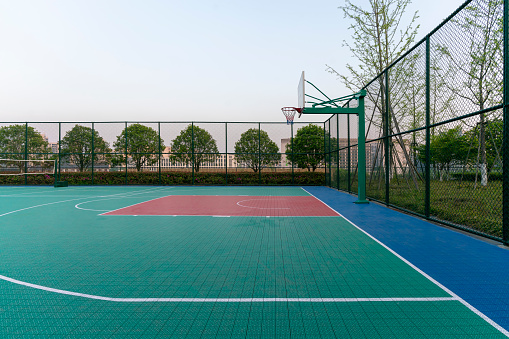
[327,0,507,243]
[0,121,326,187]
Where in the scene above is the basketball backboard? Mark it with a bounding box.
[298,71,305,112]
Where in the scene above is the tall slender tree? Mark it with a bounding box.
[444,0,503,186]
[327,0,419,91]
[327,0,421,188]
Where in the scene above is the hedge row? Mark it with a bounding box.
[0,171,325,186]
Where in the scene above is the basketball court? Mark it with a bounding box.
[1,185,507,337]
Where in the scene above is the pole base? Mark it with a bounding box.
[354,199,369,204]
[54,181,68,188]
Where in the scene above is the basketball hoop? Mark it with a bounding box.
[281,107,303,125]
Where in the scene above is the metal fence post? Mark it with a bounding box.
[425,37,431,218]
[355,91,369,204]
[347,105,351,192]
[225,122,228,185]
[125,122,128,185]
[24,123,28,185]
[192,122,195,185]
[158,122,161,185]
[504,0,509,245]
[328,119,331,187]
[291,123,294,185]
[384,71,390,205]
[258,123,261,185]
[324,122,327,186]
[337,114,340,190]
[91,122,95,185]
[58,122,61,182]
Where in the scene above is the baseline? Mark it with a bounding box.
[0,274,458,303]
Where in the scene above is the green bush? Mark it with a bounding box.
[0,171,324,186]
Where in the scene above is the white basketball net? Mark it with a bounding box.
[281,107,298,125]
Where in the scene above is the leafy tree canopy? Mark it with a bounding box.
[285,124,328,172]
[60,125,111,172]
[113,124,164,172]
[415,126,469,180]
[234,128,281,172]
[171,124,219,172]
[327,0,419,91]
[445,0,503,186]
[0,125,51,168]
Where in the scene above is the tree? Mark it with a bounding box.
[463,118,503,176]
[234,128,281,172]
[444,0,503,186]
[326,0,421,188]
[285,124,328,172]
[0,125,51,169]
[415,126,469,181]
[60,125,111,172]
[113,124,164,172]
[326,0,419,91]
[171,124,219,172]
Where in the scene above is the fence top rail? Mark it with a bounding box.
[0,121,324,125]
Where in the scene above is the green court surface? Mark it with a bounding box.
[0,186,506,338]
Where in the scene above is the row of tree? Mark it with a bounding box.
[0,124,330,173]
[414,119,503,181]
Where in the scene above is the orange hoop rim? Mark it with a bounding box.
[281,107,303,124]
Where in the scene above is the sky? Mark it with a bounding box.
[0,0,466,123]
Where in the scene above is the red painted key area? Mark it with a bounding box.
[102,195,339,217]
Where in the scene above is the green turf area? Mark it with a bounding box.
[0,186,506,337]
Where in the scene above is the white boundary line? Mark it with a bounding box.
[99,195,169,215]
[75,188,171,212]
[301,187,509,337]
[0,274,458,303]
[0,187,168,218]
[236,198,290,210]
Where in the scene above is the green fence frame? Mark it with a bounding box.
[323,0,508,246]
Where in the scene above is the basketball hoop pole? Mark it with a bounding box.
[296,89,369,204]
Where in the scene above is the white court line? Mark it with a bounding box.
[99,195,169,215]
[302,188,509,337]
[236,199,290,210]
[0,187,168,218]
[0,274,458,303]
[75,197,152,212]
[74,188,171,212]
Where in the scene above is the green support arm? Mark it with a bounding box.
[301,90,368,204]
